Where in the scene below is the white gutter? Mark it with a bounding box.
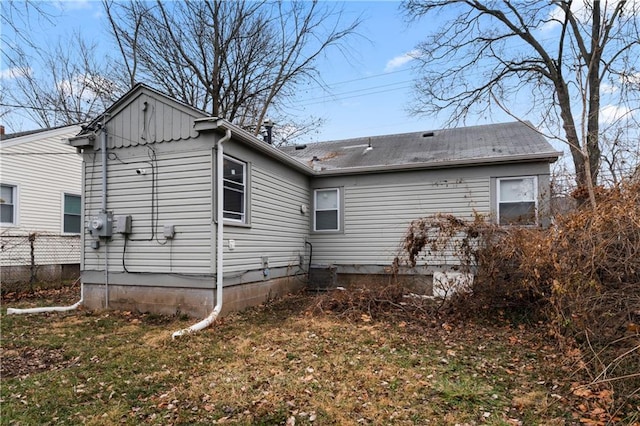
[172,128,231,338]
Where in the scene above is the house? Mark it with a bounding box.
[69,84,560,316]
[0,124,84,285]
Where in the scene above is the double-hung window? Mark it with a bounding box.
[0,184,17,225]
[497,177,537,225]
[314,188,340,231]
[63,193,82,234]
[223,155,247,223]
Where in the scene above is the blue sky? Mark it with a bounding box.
[2,0,634,155]
[1,0,484,141]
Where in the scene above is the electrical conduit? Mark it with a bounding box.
[172,129,231,338]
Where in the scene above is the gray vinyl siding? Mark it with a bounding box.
[221,142,310,276]
[308,162,551,267]
[309,176,489,266]
[82,134,310,281]
[83,140,214,275]
[106,89,203,149]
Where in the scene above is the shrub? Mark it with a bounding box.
[398,181,640,411]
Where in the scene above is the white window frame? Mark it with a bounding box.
[222,154,247,224]
[0,183,18,226]
[496,176,538,226]
[62,193,82,235]
[314,188,340,232]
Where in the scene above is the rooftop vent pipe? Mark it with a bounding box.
[263,119,274,145]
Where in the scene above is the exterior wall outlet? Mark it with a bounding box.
[163,224,175,239]
[228,239,236,250]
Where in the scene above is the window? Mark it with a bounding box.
[314,188,340,231]
[0,184,16,225]
[63,194,82,234]
[223,155,246,223]
[497,177,537,225]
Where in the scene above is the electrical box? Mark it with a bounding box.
[89,212,113,238]
[163,224,175,239]
[114,215,132,234]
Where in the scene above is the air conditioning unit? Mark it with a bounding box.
[308,265,337,291]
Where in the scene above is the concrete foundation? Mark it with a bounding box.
[82,275,306,317]
[337,273,434,295]
[1,263,80,287]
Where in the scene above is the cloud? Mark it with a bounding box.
[540,2,587,32]
[384,50,421,72]
[600,83,618,94]
[539,0,634,32]
[600,104,633,124]
[0,67,31,80]
[52,0,92,11]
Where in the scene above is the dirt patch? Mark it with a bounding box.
[0,347,73,378]
[2,285,80,306]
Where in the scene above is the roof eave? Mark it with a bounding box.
[312,151,563,176]
[194,117,315,175]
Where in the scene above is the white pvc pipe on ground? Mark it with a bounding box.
[7,281,84,315]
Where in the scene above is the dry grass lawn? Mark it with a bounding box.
[0,287,617,425]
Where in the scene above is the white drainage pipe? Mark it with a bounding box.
[172,129,231,338]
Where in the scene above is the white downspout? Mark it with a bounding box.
[101,124,109,308]
[172,128,231,338]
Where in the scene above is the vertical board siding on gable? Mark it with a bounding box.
[223,165,309,273]
[108,94,200,149]
[83,147,213,275]
[309,177,490,266]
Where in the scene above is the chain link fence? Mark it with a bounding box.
[1,233,81,292]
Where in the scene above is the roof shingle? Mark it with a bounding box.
[281,121,560,174]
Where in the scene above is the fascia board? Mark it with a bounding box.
[312,152,563,176]
[0,125,82,149]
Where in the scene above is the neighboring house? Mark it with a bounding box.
[0,124,84,284]
[69,84,560,316]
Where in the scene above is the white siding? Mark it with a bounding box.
[0,126,82,266]
[309,176,490,266]
[0,126,83,235]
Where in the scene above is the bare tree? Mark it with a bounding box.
[2,33,125,128]
[103,0,361,139]
[599,121,640,185]
[403,0,640,206]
